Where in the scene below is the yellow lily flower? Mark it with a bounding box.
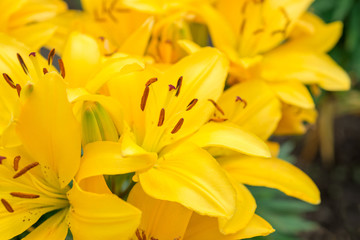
[0,72,141,239]
[127,183,274,240]
[77,47,271,220]
[0,0,66,50]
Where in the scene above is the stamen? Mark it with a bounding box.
[15,84,21,97]
[10,192,40,199]
[145,77,158,87]
[171,118,184,134]
[1,199,14,213]
[13,162,39,179]
[253,29,264,35]
[140,86,150,111]
[150,237,158,240]
[29,52,42,79]
[208,99,225,115]
[141,230,146,240]
[58,59,66,78]
[3,73,16,89]
[236,96,247,108]
[186,98,198,111]
[209,118,228,122]
[29,52,36,57]
[0,156,6,164]
[175,76,183,97]
[135,229,142,240]
[48,48,55,66]
[168,84,176,91]
[16,53,29,75]
[240,19,246,35]
[13,156,20,171]
[43,68,48,75]
[241,1,248,14]
[157,108,165,127]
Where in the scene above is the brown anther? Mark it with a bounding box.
[157,108,165,127]
[208,99,225,115]
[29,52,36,57]
[253,29,264,35]
[10,192,40,199]
[209,118,228,122]
[1,199,14,213]
[240,19,246,35]
[0,156,6,164]
[58,59,65,78]
[43,68,48,74]
[135,229,142,240]
[169,84,176,91]
[171,118,184,134]
[3,73,16,89]
[175,76,183,97]
[236,96,247,108]
[145,77,158,87]
[48,48,56,66]
[140,86,150,111]
[13,156,21,171]
[150,237,158,240]
[142,230,147,240]
[186,98,198,111]
[15,84,21,97]
[13,162,39,179]
[17,53,29,75]
[241,1,248,14]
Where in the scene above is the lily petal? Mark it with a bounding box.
[77,135,157,182]
[189,122,271,158]
[139,143,236,218]
[68,181,141,240]
[219,155,321,204]
[17,72,81,188]
[128,183,192,240]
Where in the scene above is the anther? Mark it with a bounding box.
[253,29,264,35]
[3,73,16,89]
[209,118,228,122]
[43,68,48,74]
[58,59,66,78]
[168,84,176,91]
[142,230,146,240]
[1,199,14,213]
[135,229,142,240]
[240,19,246,35]
[15,84,21,97]
[186,98,198,111]
[145,77,158,87]
[140,86,150,111]
[13,156,21,171]
[208,99,225,115]
[175,76,183,97]
[171,118,184,134]
[10,192,40,199]
[29,52,36,57]
[158,108,165,127]
[16,53,29,75]
[0,156,6,164]
[13,162,39,179]
[48,48,56,66]
[236,96,247,108]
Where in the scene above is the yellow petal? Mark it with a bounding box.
[275,104,317,135]
[77,134,157,182]
[217,80,282,140]
[268,81,314,109]
[220,155,321,204]
[22,209,69,240]
[128,183,192,239]
[184,213,274,240]
[289,12,343,53]
[119,17,154,56]
[189,122,270,158]
[62,32,102,88]
[261,47,351,91]
[219,180,256,234]
[68,181,141,240]
[16,72,81,188]
[139,143,236,218]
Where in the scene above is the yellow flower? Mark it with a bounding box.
[77,47,271,220]
[0,0,66,50]
[0,72,141,239]
[127,183,274,240]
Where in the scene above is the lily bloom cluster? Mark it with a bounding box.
[0,0,349,239]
